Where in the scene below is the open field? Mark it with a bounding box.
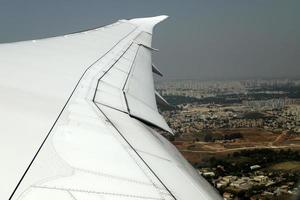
[269,161,300,171]
[173,128,300,164]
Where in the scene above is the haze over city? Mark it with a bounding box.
[0,0,299,80]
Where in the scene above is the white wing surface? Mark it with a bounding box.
[0,16,222,200]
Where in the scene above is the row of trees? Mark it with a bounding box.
[204,149,300,175]
[203,132,243,142]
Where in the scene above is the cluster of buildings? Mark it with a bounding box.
[163,102,300,135]
[158,79,300,135]
[156,80,247,98]
[199,168,299,200]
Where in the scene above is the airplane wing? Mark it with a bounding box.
[0,16,221,200]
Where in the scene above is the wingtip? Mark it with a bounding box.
[129,15,169,25]
[152,15,169,22]
[127,15,169,33]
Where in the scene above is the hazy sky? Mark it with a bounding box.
[0,0,299,80]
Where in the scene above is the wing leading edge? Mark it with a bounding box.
[1,16,221,200]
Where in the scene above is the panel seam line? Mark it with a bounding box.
[8,25,138,200]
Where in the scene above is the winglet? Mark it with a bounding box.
[128,15,169,33]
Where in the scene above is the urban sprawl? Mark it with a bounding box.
[156,79,300,200]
